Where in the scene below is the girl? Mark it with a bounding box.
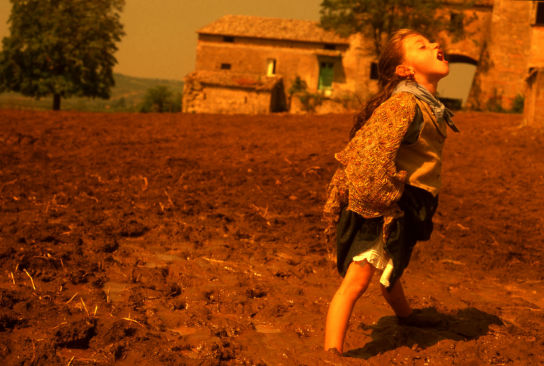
[323,29,458,354]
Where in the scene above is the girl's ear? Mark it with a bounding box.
[395,65,414,78]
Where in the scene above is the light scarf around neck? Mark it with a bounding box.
[393,80,459,133]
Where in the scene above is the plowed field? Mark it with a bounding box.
[0,110,542,365]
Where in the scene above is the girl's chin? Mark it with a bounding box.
[439,67,450,78]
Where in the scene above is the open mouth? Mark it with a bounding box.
[437,50,446,61]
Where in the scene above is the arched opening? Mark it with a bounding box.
[437,54,478,109]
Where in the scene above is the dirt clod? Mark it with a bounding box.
[54,318,96,348]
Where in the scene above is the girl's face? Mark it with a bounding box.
[399,34,449,86]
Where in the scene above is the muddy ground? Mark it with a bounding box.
[0,109,542,365]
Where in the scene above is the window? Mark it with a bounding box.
[324,44,336,50]
[266,59,276,76]
[223,36,234,42]
[536,2,544,25]
[220,63,231,70]
[370,62,378,80]
[318,62,334,91]
[449,12,464,32]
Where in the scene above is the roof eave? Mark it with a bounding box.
[197,32,350,46]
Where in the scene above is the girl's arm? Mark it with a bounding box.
[335,92,417,218]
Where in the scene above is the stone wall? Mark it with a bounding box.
[196,35,347,96]
[467,0,533,110]
[182,70,285,114]
[340,34,379,101]
[194,33,379,106]
[440,4,492,61]
[524,68,544,127]
[183,84,272,114]
[528,26,544,68]
[187,3,544,115]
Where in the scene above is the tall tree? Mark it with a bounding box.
[320,0,467,57]
[0,0,125,110]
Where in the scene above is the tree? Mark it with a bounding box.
[320,0,469,57]
[0,0,125,110]
[139,86,181,113]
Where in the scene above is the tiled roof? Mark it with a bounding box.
[185,70,282,91]
[197,15,349,45]
[444,0,492,7]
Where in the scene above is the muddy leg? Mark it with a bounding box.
[324,260,375,353]
[380,279,412,318]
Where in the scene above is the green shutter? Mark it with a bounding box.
[318,62,334,90]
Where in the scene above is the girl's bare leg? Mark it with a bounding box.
[324,261,375,353]
[380,279,412,318]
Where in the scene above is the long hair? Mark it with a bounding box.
[349,29,422,139]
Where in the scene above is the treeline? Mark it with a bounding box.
[0,74,183,113]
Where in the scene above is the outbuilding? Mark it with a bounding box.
[183,70,285,114]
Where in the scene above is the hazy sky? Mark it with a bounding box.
[0,0,471,101]
[0,0,321,81]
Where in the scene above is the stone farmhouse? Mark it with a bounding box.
[183,1,544,126]
[182,15,354,114]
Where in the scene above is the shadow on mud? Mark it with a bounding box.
[344,307,503,360]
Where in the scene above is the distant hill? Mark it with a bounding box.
[0,73,184,112]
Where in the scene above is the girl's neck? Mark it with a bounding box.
[414,76,438,95]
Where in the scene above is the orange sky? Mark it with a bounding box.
[0,0,321,81]
[0,0,472,101]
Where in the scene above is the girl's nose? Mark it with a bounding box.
[431,42,440,49]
